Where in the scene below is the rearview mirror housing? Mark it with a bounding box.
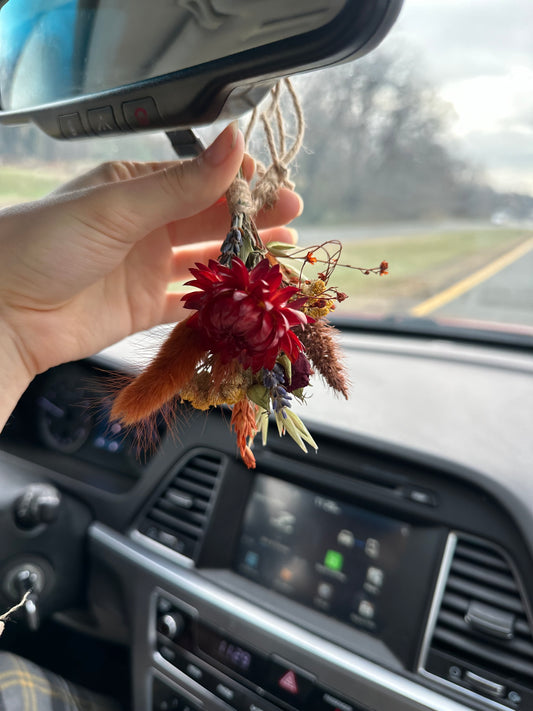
[0,0,402,140]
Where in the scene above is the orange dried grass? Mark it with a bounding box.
[230,398,259,469]
[111,318,207,425]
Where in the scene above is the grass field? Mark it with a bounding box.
[315,228,533,314]
[0,165,71,204]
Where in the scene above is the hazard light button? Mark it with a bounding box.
[265,656,316,706]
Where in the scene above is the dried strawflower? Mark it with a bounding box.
[182,258,307,372]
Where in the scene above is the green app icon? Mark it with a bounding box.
[324,549,344,572]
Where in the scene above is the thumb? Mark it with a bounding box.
[72,122,244,243]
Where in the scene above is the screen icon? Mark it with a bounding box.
[337,529,355,547]
[366,566,384,588]
[270,511,295,534]
[358,599,375,620]
[244,551,259,568]
[317,582,333,599]
[280,567,293,582]
[365,538,380,559]
[324,550,344,572]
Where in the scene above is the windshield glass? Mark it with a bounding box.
[0,0,531,340]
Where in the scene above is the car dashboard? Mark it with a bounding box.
[0,329,532,711]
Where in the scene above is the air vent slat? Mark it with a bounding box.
[433,627,533,677]
[436,610,533,659]
[165,488,210,512]
[157,498,207,524]
[446,574,524,614]
[171,478,214,499]
[517,618,533,637]
[137,451,224,560]
[182,465,219,484]
[423,535,533,701]
[454,542,509,571]
[147,509,203,538]
[185,456,221,473]
[441,591,468,613]
[450,558,519,594]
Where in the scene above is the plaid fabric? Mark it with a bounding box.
[0,653,122,711]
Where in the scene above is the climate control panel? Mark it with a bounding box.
[153,594,364,711]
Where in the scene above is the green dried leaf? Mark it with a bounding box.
[277,354,292,382]
[266,241,296,257]
[247,384,271,410]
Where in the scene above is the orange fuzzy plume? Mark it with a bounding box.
[111,318,207,425]
[230,398,259,469]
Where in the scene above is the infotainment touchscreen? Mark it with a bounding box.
[234,474,411,631]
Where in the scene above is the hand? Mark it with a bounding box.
[0,123,302,425]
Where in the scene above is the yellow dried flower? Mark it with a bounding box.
[305,300,335,319]
[302,278,327,297]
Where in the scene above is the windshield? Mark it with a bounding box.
[0,0,531,341]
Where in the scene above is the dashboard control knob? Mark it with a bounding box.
[158,612,185,640]
[14,484,61,529]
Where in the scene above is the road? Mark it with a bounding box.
[411,238,533,328]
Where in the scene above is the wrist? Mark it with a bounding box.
[0,323,34,431]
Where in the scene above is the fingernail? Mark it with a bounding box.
[287,227,299,244]
[202,122,240,166]
[295,193,304,217]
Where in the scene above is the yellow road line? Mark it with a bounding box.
[410,237,533,317]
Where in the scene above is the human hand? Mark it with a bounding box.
[0,123,302,424]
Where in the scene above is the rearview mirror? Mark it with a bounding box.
[0,0,402,141]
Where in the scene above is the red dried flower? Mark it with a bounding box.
[306,251,318,264]
[287,352,312,391]
[183,258,308,372]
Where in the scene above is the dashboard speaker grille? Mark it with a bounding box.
[137,451,224,560]
[423,536,533,707]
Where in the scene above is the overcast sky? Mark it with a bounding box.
[383,0,533,194]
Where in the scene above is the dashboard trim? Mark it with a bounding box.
[417,532,457,675]
[91,522,476,711]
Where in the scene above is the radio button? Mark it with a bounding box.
[245,700,282,711]
[214,681,240,705]
[158,645,177,664]
[317,690,359,711]
[185,662,204,682]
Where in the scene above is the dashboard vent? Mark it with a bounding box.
[137,451,224,560]
[423,536,533,707]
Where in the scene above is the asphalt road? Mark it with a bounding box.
[424,241,533,328]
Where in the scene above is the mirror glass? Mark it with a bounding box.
[0,0,346,111]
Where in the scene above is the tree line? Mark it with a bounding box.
[0,47,531,223]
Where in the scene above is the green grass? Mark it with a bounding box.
[321,229,533,309]
[0,165,67,203]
